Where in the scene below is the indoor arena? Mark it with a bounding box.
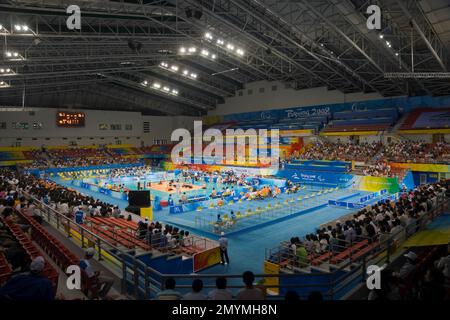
[0,0,449,307]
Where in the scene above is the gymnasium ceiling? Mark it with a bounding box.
[0,0,449,115]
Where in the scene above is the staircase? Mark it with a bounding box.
[389,112,410,134]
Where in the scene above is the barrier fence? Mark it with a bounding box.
[20,190,449,300]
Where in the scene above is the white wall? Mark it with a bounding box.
[209,81,385,116]
[139,115,200,147]
[0,108,200,147]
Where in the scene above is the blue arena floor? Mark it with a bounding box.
[53,176,380,275]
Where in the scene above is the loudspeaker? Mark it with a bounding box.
[128,190,151,207]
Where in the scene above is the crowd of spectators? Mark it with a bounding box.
[368,244,450,301]
[298,140,450,165]
[298,141,383,162]
[380,141,450,164]
[285,180,449,267]
[21,147,142,169]
[363,161,392,177]
[156,271,323,301]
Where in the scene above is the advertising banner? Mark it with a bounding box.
[193,247,222,272]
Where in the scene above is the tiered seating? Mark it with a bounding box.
[86,217,151,251]
[0,151,27,161]
[400,107,450,130]
[1,217,59,289]
[0,252,12,285]
[399,108,428,130]
[15,209,79,270]
[223,116,329,132]
[324,108,398,133]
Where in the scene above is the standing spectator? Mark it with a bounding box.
[208,277,233,300]
[219,232,230,265]
[183,279,207,300]
[0,256,54,300]
[236,271,264,300]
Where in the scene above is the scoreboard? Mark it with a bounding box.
[57,112,85,127]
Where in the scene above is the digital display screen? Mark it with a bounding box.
[57,112,85,127]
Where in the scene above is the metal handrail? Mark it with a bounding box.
[20,189,448,300]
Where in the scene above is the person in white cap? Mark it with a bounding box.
[219,232,229,265]
[394,251,418,280]
[0,256,54,300]
[79,247,114,299]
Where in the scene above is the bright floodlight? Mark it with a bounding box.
[188,47,197,53]
[163,86,170,92]
[183,70,189,75]
[0,25,3,30]
[15,25,22,31]
[226,43,235,51]
[6,68,10,72]
[5,52,12,57]
[201,49,209,56]
[170,65,179,71]
[191,73,197,79]
[379,34,384,39]
[217,39,224,45]
[211,54,217,60]
[0,69,4,73]
[386,41,390,46]
[13,52,18,57]
[179,47,186,53]
[236,49,244,56]
[22,25,29,31]
[172,89,178,95]
[142,80,148,86]
[153,82,161,89]
[395,53,399,56]
[205,32,213,40]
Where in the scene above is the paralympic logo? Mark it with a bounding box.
[170,121,280,173]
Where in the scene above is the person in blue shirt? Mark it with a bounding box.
[42,194,50,205]
[74,207,85,224]
[0,256,54,300]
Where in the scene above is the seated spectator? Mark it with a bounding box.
[208,277,232,300]
[435,243,450,280]
[236,271,264,300]
[368,269,401,300]
[79,248,114,300]
[183,279,207,300]
[157,278,182,300]
[394,251,417,280]
[0,256,54,300]
[418,266,446,301]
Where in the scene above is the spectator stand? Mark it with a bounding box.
[21,190,222,299]
[0,215,59,292]
[264,192,449,299]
